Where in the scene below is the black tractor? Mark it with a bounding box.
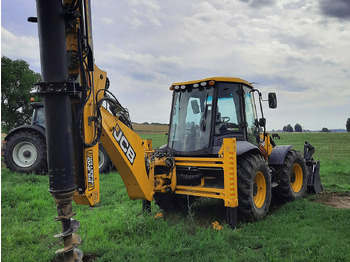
[3,102,113,174]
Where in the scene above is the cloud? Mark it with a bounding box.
[239,0,276,8]
[1,27,40,70]
[319,0,350,19]
[96,44,182,82]
[2,0,350,130]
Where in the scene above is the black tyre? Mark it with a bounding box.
[3,130,47,174]
[237,154,272,221]
[273,150,308,202]
[98,143,113,173]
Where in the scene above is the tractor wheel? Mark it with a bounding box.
[98,143,113,174]
[273,150,308,202]
[237,154,272,221]
[3,130,47,174]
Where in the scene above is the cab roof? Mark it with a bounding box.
[171,77,253,88]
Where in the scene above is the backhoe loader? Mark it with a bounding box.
[30,0,322,261]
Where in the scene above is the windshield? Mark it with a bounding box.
[168,88,214,152]
[32,107,45,127]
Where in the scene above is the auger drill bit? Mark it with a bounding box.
[34,0,84,260]
[52,191,83,262]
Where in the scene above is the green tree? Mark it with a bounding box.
[346,118,350,132]
[286,124,294,132]
[1,56,41,132]
[294,123,302,132]
[321,127,330,132]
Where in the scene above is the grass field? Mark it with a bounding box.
[132,123,168,134]
[2,131,350,261]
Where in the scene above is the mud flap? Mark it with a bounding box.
[304,142,323,194]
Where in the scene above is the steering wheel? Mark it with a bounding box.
[222,117,230,123]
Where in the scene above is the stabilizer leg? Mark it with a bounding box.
[142,200,151,214]
[225,207,237,229]
[307,161,323,194]
[304,142,323,194]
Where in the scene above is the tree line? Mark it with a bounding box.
[282,121,350,133]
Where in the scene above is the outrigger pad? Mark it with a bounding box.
[307,161,323,194]
[225,207,237,229]
[304,142,323,194]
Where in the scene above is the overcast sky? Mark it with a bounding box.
[2,0,350,130]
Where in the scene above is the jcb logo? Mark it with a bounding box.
[113,124,136,165]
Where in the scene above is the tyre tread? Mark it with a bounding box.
[237,154,272,221]
[3,130,47,174]
[273,150,308,202]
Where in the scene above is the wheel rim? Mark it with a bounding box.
[291,164,303,193]
[253,172,266,208]
[98,150,104,169]
[12,141,38,167]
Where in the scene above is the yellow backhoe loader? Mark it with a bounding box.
[29,1,322,261]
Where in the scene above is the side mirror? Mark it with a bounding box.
[191,100,200,114]
[268,93,277,109]
[259,118,266,127]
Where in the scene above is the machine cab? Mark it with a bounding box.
[168,77,261,156]
[30,102,45,128]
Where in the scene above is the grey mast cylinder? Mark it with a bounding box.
[36,0,76,193]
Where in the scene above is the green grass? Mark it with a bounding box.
[138,133,168,148]
[2,132,350,261]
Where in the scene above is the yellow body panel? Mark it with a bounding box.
[172,77,253,88]
[73,66,107,206]
[221,138,238,207]
[174,138,238,208]
[260,133,274,159]
[100,107,154,201]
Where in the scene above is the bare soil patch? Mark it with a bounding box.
[313,192,350,209]
[133,123,168,134]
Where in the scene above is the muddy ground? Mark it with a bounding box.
[313,192,350,209]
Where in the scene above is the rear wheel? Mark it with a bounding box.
[3,130,47,174]
[98,143,113,174]
[273,150,308,202]
[237,154,272,221]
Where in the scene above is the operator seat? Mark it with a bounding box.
[215,110,227,134]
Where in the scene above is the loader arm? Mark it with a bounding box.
[100,107,154,201]
[72,64,156,204]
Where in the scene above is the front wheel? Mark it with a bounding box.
[237,154,272,221]
[3,130,47,174]
[273,150,308,202]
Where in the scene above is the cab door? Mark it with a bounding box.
[242,85,259,146]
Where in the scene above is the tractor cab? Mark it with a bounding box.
[30,102,45,127]
[168,77,277,157]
